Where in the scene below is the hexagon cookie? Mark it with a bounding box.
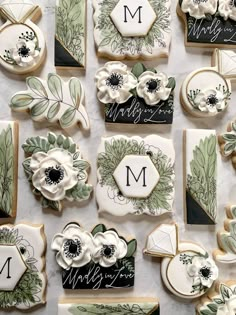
[0,223,46,310]
[93,0,171,59]
[96,134,175,216]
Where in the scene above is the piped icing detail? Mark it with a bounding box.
[181,0,217,19]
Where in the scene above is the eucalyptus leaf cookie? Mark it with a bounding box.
[219,121,236,169]
[144,223,218,299]
[10,73,90,130]
[51,222,137,290]
[0,0,46,74]
[96,134,175,216]
[0,223,46,310]
[93,0,171,59]
[177,0,236,48]
[22,132,92,212]
[95,62,175,124]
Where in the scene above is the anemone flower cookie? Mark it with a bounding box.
[51,222,137,290]
[22,132,92,212]
[181,0,217,19]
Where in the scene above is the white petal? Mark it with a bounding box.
[41,184,65,201]
[30,152,48,171]
[116,238,128,259]
[99,255,117,268]
[32,169,42,191]
[47,148,73,165]
[56,252,70,270]
[51,234,64,251]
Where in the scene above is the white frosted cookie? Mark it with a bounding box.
[219,121,236,169]
[93,0,171,59]
[0,223,46,310]
[144,223,218,299]
[0,0,46,74]
[96,134,175,216]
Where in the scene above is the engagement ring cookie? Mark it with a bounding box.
[219,120,236,169]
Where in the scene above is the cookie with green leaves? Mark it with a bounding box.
[219,121,236,169]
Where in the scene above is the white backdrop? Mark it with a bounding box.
[0,0,236,314]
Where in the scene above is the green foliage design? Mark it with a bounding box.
[0,227,42,308]
[10,73,89,129]
[218,220,236,256]
[199,284,236,315]
[96,0,170,56]
[22,132,92,211]
[0,125,14,216]
[97,138,174,215]
[222,122,236,156]
[187,135,217,220]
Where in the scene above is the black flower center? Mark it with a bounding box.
[64,239,82,259]
[146,79,161,93]
[101,245,115,258]
[199,266,212,279]
[193,0,208,4]
[45,165,64,185]
[18,45,30,57]
[146,151,153,157]
[206,94,218,106]
[106,73,124,90]
[20,247,26,255]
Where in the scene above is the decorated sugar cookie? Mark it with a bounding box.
[93,0,171,59]
[96,135,175,216]
[22,132,92,211]
[58,298,160,315]
[95,62,175,124]
[0,121,18,219]
[197,280,236,315]
[144,223,218,299]
[184,129,217,225]
[213,205,236,263]
[219,121,236,169]
[55,0,86,68]
[0,223,46,309]
[180,49,236,117]
[10,73,90,130]
[0,0,46,74]
[51,222,137,290]
[177,0,236,48]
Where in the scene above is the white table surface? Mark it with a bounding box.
[0,0,236,314]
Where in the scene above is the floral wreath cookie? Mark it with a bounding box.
[0,223,46,310]
[96,134,175,216]
[95,62,176,124]
[93,0,171,59]
[0,0,46,74]
[10,73,90,130]
[180,49,236,117]
[213,205,236,264]
[219,121,236,169]
[197,280,236,315]
[144,223,218,299]
[22,132,92,212]
[51,222,137,290]
[177,0,236,47]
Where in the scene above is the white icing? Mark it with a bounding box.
[216,50,236,77]
[136,71,171,106]
[30,148,79,201]
[9,38,40,67]
[93,230,128,267]
[51,223,95,270]
[181,0,217,19]
[194,88,227,113]
[218,0,236,22]
[217,296,236,315]
[95,61,138,104]
[0,0,35,22]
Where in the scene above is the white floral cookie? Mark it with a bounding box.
[22,132,92,212]
[51,222,137,290]
[0,0,46,74]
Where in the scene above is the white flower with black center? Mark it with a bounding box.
[219,0,236,21]
[194,89,226,113]
[217,296,236,315]
[16,239,34,261]
[30,148,78,201]
[95,61,138,104]
[93,230,128,267]
[181,0,217,19]
[136,71,171,106]
[187,256,218,289]
[9,39,39,67]
[51,223,94,269]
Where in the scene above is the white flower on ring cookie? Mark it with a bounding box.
[181,0,217,19]
[194,89,227,113]
[216,296,236,315]
[136,71,171,106]
[95,61,138,104]
[187,256,218,288]
[218,0,236,21]
[93,230,128,267]
[9,39,39,67]
[51,223,94,269]
[30,148,78,201]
